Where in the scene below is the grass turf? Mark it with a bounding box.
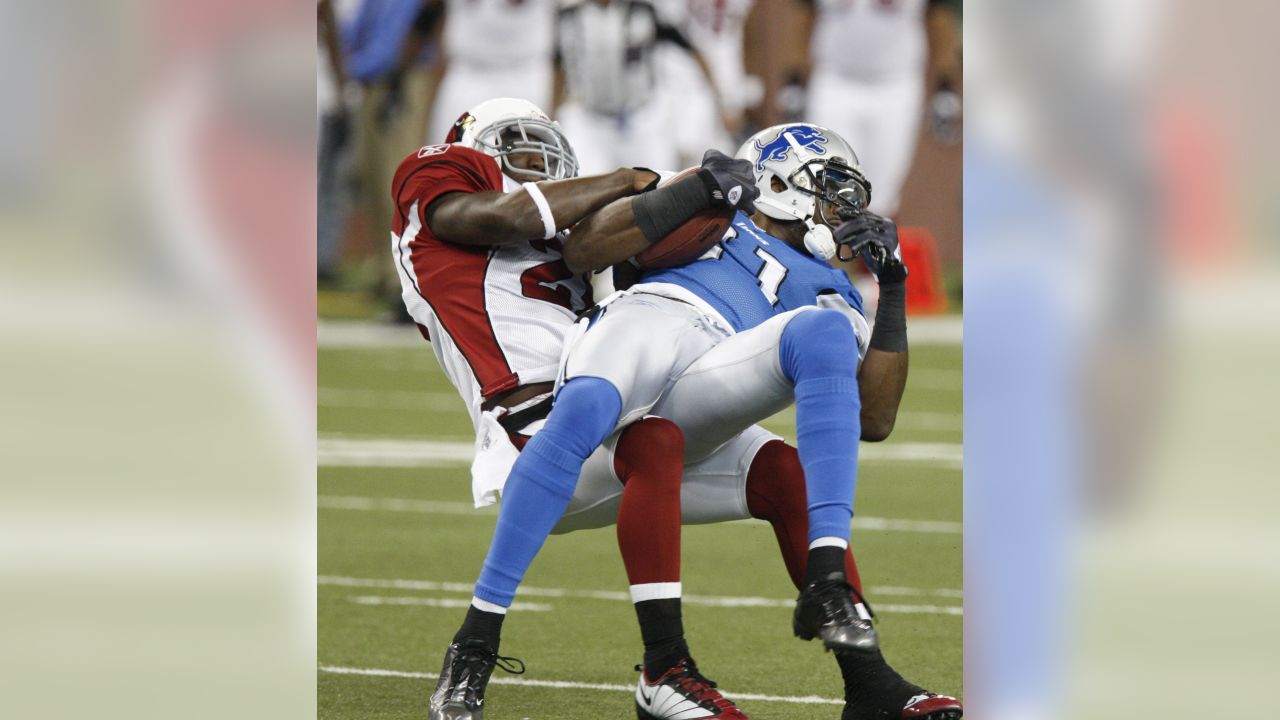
[319,337,962,719]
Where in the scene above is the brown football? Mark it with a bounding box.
[633,168,735,269]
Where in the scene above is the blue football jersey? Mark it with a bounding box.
[642,212,864,332]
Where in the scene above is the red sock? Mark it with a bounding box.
[614,418,685,586]
[745,440,864,594]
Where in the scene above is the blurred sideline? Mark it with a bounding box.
[966,0,1280,717]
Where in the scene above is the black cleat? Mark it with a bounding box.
[793,572,879,653]
[839,649,962,719]
[843,690,963,720]
[427,638,524,720]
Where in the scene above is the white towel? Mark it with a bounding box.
[470,410,521,508]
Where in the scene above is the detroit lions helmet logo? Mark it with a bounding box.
[753,125,829,173]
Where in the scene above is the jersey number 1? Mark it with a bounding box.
[754,248,787,305]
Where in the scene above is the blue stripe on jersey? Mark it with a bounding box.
[642,212,863,332]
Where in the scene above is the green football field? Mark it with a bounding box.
[318,324,962,719]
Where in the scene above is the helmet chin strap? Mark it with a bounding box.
[756,196,834,259]
[803,219,836,260]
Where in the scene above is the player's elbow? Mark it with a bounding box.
[480,194,539,239]
[430,193,530,245]
[563,233,621,274]
[860,410,896,442]
[561,240,595,274]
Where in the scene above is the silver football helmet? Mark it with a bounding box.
[446,97,579,180]
[735,123,871,228]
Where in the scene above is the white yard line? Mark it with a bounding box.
[906,316,963,345]
[319,495,482,514]
[319,664,845,705]
[318,495,961,534]
[890,411,963,431]
[318,436,961,469]
[347,595,552,611]
[320,576,963,616]
[319,388,465,412]
[318,321,425,348]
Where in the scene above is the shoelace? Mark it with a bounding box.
[667,660,738,712]
[812,579,877,627]
[849,583,876,620]
[453,646,526,683]
[814,578,878,620]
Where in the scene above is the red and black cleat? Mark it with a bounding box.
[838,649,962,720]
[634,657,750,719]
[900,692,963,719]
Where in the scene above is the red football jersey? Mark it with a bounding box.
[390,144,592,427]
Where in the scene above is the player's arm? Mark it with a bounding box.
[816,289,906,442]
[857,291,908,442]
[426,169,659,247]
[562,151,759,273]
[562,195,651,272]
[835,211,910,441]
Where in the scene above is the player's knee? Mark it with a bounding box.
[746,440,808,520]
[542,377,623,458]
[779,309,857,381]
[615,417,684,485]
[620,417,684,458]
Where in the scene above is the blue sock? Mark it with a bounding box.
[779,309,861,544]
[472,377,622,607]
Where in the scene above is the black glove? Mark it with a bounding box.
[696,149,759,213]
[835,211,908,283]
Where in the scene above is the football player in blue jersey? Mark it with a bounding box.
[431,124,960,720]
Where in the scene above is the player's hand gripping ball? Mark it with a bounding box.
[633,167,737,269]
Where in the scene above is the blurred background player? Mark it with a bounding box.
[425,0,559,142]
[343,0,444,315]
[800,0,960,217]
[317,0,962,323]
[552,0,730,176]
[652,0,755,165]
[317,0,353,285]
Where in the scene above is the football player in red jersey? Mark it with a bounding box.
[393,97,759,720]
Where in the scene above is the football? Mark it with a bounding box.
[633,168,735,269]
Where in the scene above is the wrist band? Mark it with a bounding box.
[522,182,557,240]
[631,174,713,244]
[869,281,908,352]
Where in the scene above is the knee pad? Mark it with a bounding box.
[779,309,858,383]
[615,417,684,481]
